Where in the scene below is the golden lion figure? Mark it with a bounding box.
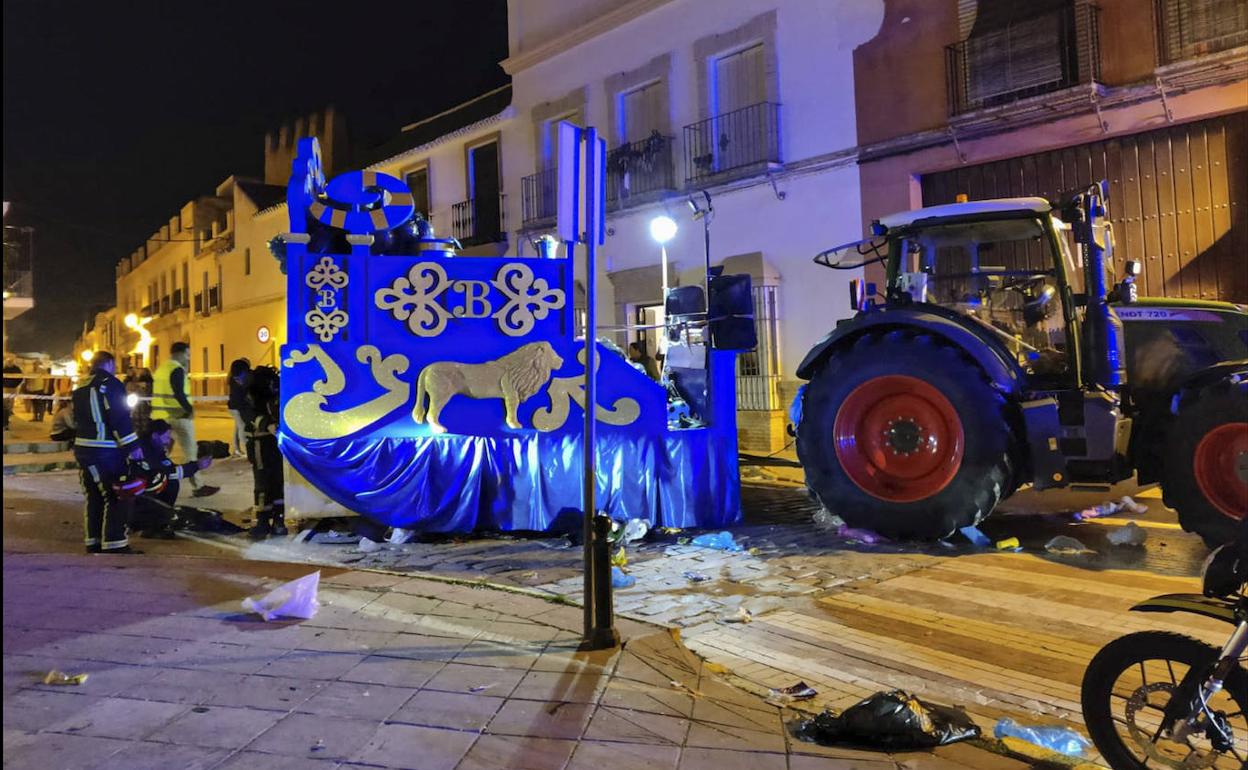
[413,341,564,433]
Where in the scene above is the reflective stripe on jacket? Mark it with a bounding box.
[71,372,137,450]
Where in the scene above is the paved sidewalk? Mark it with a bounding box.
[2,551,1030,769]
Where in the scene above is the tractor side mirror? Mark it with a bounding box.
[1111,260,1141,304]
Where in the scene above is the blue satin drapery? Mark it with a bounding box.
[280,430,742,532]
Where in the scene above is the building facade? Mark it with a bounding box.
[853,0,1247,301]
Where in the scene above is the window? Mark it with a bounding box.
[405,167,430,221]
[244,248,251,276]
[619,81,664,144]
[736,285,781,411]
[219,344,225,372]
[201,347,209,396]
[542,110,581,169]
[1158,0,1248,64]
[712,43,765,116]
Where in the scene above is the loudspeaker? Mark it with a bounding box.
[708,274,756,350]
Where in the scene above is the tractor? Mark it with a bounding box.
[793,182,1247,547]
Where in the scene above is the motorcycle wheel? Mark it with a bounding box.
[1082,631,1248,769]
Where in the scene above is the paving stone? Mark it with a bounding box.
[582,705,691,745]
[203,674,326,711]
[353,722,478,769]
[46,696,187,740]
[455,734,576,770]
[146,705,283,749]
[3,732,130,769]
[2,689,105,732]
[685,721,787,753]
[243,712,380,762]
[676,747,788,770]
[340,655,444,689]
[295,680,415,721]
[567,740,680,770]
[257,651,367,680]
[452,639,543,669]
[423,662,527,696]
[389,689,505,731]
[485,699,595,740]
[85,741,231,770]
[120,668,247,705]
[509,668,609,704]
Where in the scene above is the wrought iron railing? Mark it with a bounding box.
[607,133,675,208]
[735,284,782,411]
[1157,0,1248,64]
[684,102,781,185]
[521,168,557,228]
[946,3,1101,115]
[452,196,505,246]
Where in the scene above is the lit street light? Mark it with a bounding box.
[649,215,677,307]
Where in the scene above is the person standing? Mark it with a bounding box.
[26,367,49,422]
[72,351,143,553]
[126,368,154,438]
[3,356,21,430]
[151,342,218,498]
[226,359,252,459]
[246,366,286,540]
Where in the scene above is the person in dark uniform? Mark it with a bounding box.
[246,366,287,540]
[130,419,214,537]
[72,351,144,554]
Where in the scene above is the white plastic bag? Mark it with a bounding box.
[242,571,321,621]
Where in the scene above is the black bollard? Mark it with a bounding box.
[582,514,620,650]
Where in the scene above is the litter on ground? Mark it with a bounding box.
[1074,495,1148,521]
[42,670,88,686]
[959,526,992,548]
[1044,535,1096,556]
[792,690,980,750]
[690,531,743,552]
[770,681,818,702]
[611,566,636,588]
[995,537,1021,552]
[1106,521,1147,546]
[720,607,753,624]
[241,571,321,621]
[683,571,711,583]
[357,537,382,553]
[994,718,1091,758]
[836,523,888,545]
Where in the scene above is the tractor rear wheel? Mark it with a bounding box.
[1163,374,1248,548]
[797,330,1016,540]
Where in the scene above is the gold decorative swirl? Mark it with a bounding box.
[532,348,641,432]
[282,344,411,440]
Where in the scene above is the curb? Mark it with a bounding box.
[4,461,77,475]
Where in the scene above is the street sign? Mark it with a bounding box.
[555,122,605,246]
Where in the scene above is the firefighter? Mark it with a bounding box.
[151,342,218,497]
[72,351,144,553]
[130,419,214,538]
[246,366,287,540]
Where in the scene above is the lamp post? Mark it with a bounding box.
[649,215,678,305]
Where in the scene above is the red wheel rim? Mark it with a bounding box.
[1193,422,1248,521]
[833,375,965,503]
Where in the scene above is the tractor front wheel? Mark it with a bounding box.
[797,330,1016,540]
[1163,374,1248,548]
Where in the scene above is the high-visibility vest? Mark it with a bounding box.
[151,359,189,419]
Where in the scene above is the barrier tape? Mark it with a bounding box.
[4,394,231,403]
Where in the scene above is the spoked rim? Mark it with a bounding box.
[1108,657,1246,768]
[1193,422,1248,521]
[833,375,964,503]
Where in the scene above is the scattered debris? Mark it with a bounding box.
[357,537,382,553]
[241,571,321,621]
[812,509,841,531]
[657,527,682,535]
[1106,521,1147,547]
[959,526,992,548]
[611,546,628,567]
[1074,495,1148,521]
[720,607,753,624]
[387,527,415,545]
[1044,535,1096,556]
[993,718,1091,758]
[792,690,980,750]
[622,518,649,544]
[690,531,743,552]
[770,681,818,702]
[311,738,326,752]
[995,537,1021,552]
[836,524,888,545]
[683,571,711,583]
[611,566,636,588]
[468,684,494,693]
[42,670,88,686]
[310,530,361,545]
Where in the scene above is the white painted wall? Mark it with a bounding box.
[503,0,884,381]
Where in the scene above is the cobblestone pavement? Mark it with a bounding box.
[3,551,1033,769]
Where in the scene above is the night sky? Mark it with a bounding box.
[3,0,508,356]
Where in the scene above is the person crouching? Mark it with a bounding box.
[131,419,213,538]
[246,366,286,540]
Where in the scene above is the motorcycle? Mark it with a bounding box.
[1082,535,1248,768]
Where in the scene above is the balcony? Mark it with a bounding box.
[521,168,557,229]
[946,4,1101,116]
[684,102,781,186]
[607,133,675,209]
[452,197,505,247]
[1157,0,1248,65]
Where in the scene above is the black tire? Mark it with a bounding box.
[1081,631,1248,769]
[796,330,1015,540]
[1162,375,1248,549]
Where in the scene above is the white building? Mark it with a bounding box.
[497,0,882,450]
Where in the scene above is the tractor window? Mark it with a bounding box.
[898,217,1070,379]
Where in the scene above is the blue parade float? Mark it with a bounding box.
[275,138,742,532]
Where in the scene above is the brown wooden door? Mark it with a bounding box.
[921,112,1247,302]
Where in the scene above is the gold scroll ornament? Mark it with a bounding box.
[282,344,410,440]
[532,348,640,432]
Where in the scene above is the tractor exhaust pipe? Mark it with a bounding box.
[1075,181,1127,389]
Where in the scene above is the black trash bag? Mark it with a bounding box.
[197,440,231,459]
[792,690,980,750]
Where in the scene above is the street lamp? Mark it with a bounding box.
[649,215,677,305]
[80,349,94,363]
